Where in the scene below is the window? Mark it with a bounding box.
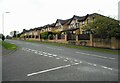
[87,19,91,24]
[70,24,74,28]
[76,23,79,28]
[82,31,85,34]
[82,21,85,25]
[73,31,76,33]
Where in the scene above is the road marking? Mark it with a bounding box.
[44,55,48,56]
[53,54,57,57]
[49,56,52,57]
[38,53,43,55]
[35,51,38,54]
[27,64,71,76]
[79,61,82,63]
[74,63,79,65]
[109,58,115,60]
[43,52,47,54]
[76,52,115,60]
[64,60,68,62]
[107,68,113,70]
[87,63,94,65]
[93,64,97,66]
[74,60,78,62]
[56,58,60,59]
[48,53,52,55]
[60,56,63,58]
[101,66,112,70]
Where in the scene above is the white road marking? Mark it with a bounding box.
[48,53,52,55]
[76,52,115,60]
[74,60,78,62]
[74,63,79,65]
[35,51,38,54]
[66,58,69,60]
[101,66,108,69]
[79,61,82,63]
[43,52,47,54]
[109,58,115,60]
[53,54,57,57]
[38,53,43,55]
[107,68,113,70]
[59,57,63,58]
[56,58,60,59]
[93,64,97,66]
[64,60,68,62]
[87,63,94,65]
[49,56,52,57]
[27,64,71,76]
[44,55,48,56]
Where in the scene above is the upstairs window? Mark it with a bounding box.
[82,21,85,25]
[70,24,74,29]
[76,23,79,28]
[87,19,91,24]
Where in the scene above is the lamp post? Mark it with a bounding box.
[2,12,10,35]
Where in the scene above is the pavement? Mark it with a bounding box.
[2,39,118,81]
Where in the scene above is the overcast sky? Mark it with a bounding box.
[0,0,119,36]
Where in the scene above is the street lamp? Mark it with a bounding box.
[2,12,10,35]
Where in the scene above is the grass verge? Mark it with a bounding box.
[25,40,119,55]
[0,41,17,50]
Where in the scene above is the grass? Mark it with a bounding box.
[0,41,17,50]
[25,40,119,55]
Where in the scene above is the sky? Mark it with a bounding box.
[0,0,119,36]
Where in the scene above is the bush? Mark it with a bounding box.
[48,34,53,40]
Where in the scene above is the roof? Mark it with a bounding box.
[67,15,88,25]
[55,18,71,26]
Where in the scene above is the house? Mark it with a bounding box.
[20,13,118,42]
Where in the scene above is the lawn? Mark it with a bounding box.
[0,41,17,50]
[25,40,119,55]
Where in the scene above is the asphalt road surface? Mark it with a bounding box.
[2,39,118,81]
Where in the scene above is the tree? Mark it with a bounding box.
[6,35,12,39]
[2,35,5,41]
[13,31,16,37]
[10,31,19,38]
[84,16,120,38]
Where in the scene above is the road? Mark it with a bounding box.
[2,39,118,81]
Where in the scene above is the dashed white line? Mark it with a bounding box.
[27,64,71,76]
[44,55,48,56]
[109,58,115,60]
[64,60,68,62]
[74,60,78,62]
[76,52,116,60]
[79,61,82,63]
[93,64,97,66]
[56,58,60,59]
[48,53,52,55]
[53,54,57,57]
[74,63,79,65]
[49,56,52,57]
[87,63,94,65]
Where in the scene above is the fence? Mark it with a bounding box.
[78,34,90,40]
